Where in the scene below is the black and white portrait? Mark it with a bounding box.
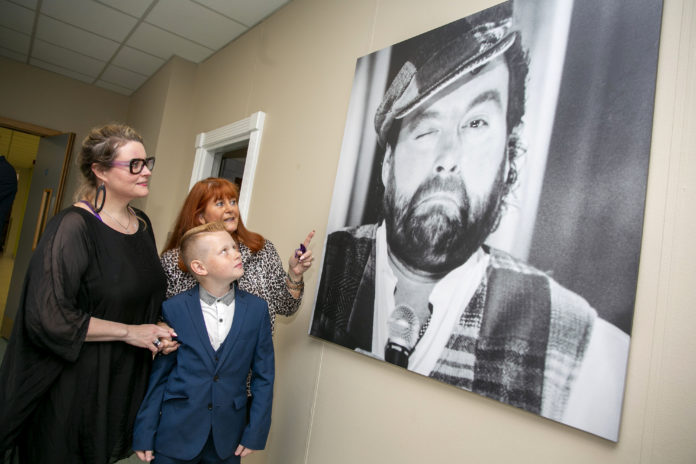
[310,0,663,441]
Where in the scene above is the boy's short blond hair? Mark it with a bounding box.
[179,222,230,273]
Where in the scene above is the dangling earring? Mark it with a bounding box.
[94,183,106,213]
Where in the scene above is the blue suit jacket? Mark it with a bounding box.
[133,284,274,460]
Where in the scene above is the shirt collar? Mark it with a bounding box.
[372,223,398,359]
[199,285,236,306]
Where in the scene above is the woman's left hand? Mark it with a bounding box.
[288,230,315,280]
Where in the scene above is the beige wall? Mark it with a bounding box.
[0,56,130,207]
[1,0,694,462]
[128,56,198,249]
[160,0,691,462]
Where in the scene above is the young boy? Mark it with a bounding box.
[133,222,274,464]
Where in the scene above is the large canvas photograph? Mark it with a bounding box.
[309,0,663,441]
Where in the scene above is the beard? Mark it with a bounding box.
[383,164,506,275]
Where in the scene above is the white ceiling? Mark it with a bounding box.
[0,0,291,96]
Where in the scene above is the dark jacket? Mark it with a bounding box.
[133,284,274,460]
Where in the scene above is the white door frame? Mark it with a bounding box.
[189,111,265,220]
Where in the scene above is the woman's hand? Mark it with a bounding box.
[288,230,315,281]
[124,323,177,354]
[86,317,176,353]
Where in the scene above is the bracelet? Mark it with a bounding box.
[286,270,303,285]
[286,275,304,291]
[286,278,304,291]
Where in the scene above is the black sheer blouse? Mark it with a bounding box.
[0,206,166,464]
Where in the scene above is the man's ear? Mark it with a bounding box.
[189,259,208,277]
[381,145,394,187]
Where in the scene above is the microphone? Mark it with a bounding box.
[384,305,420,368]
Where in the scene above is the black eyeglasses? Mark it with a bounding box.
[111,157,155,174]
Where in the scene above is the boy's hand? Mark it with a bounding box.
[156,320,180,354]
[235,444,255,457]
[135,450,154,462]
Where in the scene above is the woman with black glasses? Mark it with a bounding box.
[0,124,175,464]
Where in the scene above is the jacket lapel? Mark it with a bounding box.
[185,285,217,367]
[346,235,376,351]
[216,287,249,369]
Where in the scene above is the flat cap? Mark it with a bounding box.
[375,2,517,147]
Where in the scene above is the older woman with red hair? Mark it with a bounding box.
[160,177,313,330]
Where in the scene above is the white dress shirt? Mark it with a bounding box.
[199,286,236,351]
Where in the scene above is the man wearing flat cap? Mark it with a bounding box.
[311,1,629,441]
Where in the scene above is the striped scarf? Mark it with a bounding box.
[430,248,595,419]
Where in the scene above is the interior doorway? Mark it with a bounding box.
[189,111,265,221]
[0,118,74,339]
[217,144,249,189]
[0,127,31,339]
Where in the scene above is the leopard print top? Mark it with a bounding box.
[160,239,302,332]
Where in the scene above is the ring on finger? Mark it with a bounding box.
[153,339,161,348]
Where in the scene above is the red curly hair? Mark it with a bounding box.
[163,178,265,258]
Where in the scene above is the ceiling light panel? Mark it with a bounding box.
[32,39,105,77]
[101,64,147,90]
[112,46,165,76]
[29,57,95,84]
[196,0,289,28]
[98,0,155,18]
[146,0,246,50]
[0,0,293,96]
[41,0,137,42]
[0,26,30,55]
[127,22,212,62]
[6,0,36,9]
[0,46,27,62]
[36,15,119,60]
[0,0,35,34]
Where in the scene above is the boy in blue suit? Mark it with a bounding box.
[133,222,274,463]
